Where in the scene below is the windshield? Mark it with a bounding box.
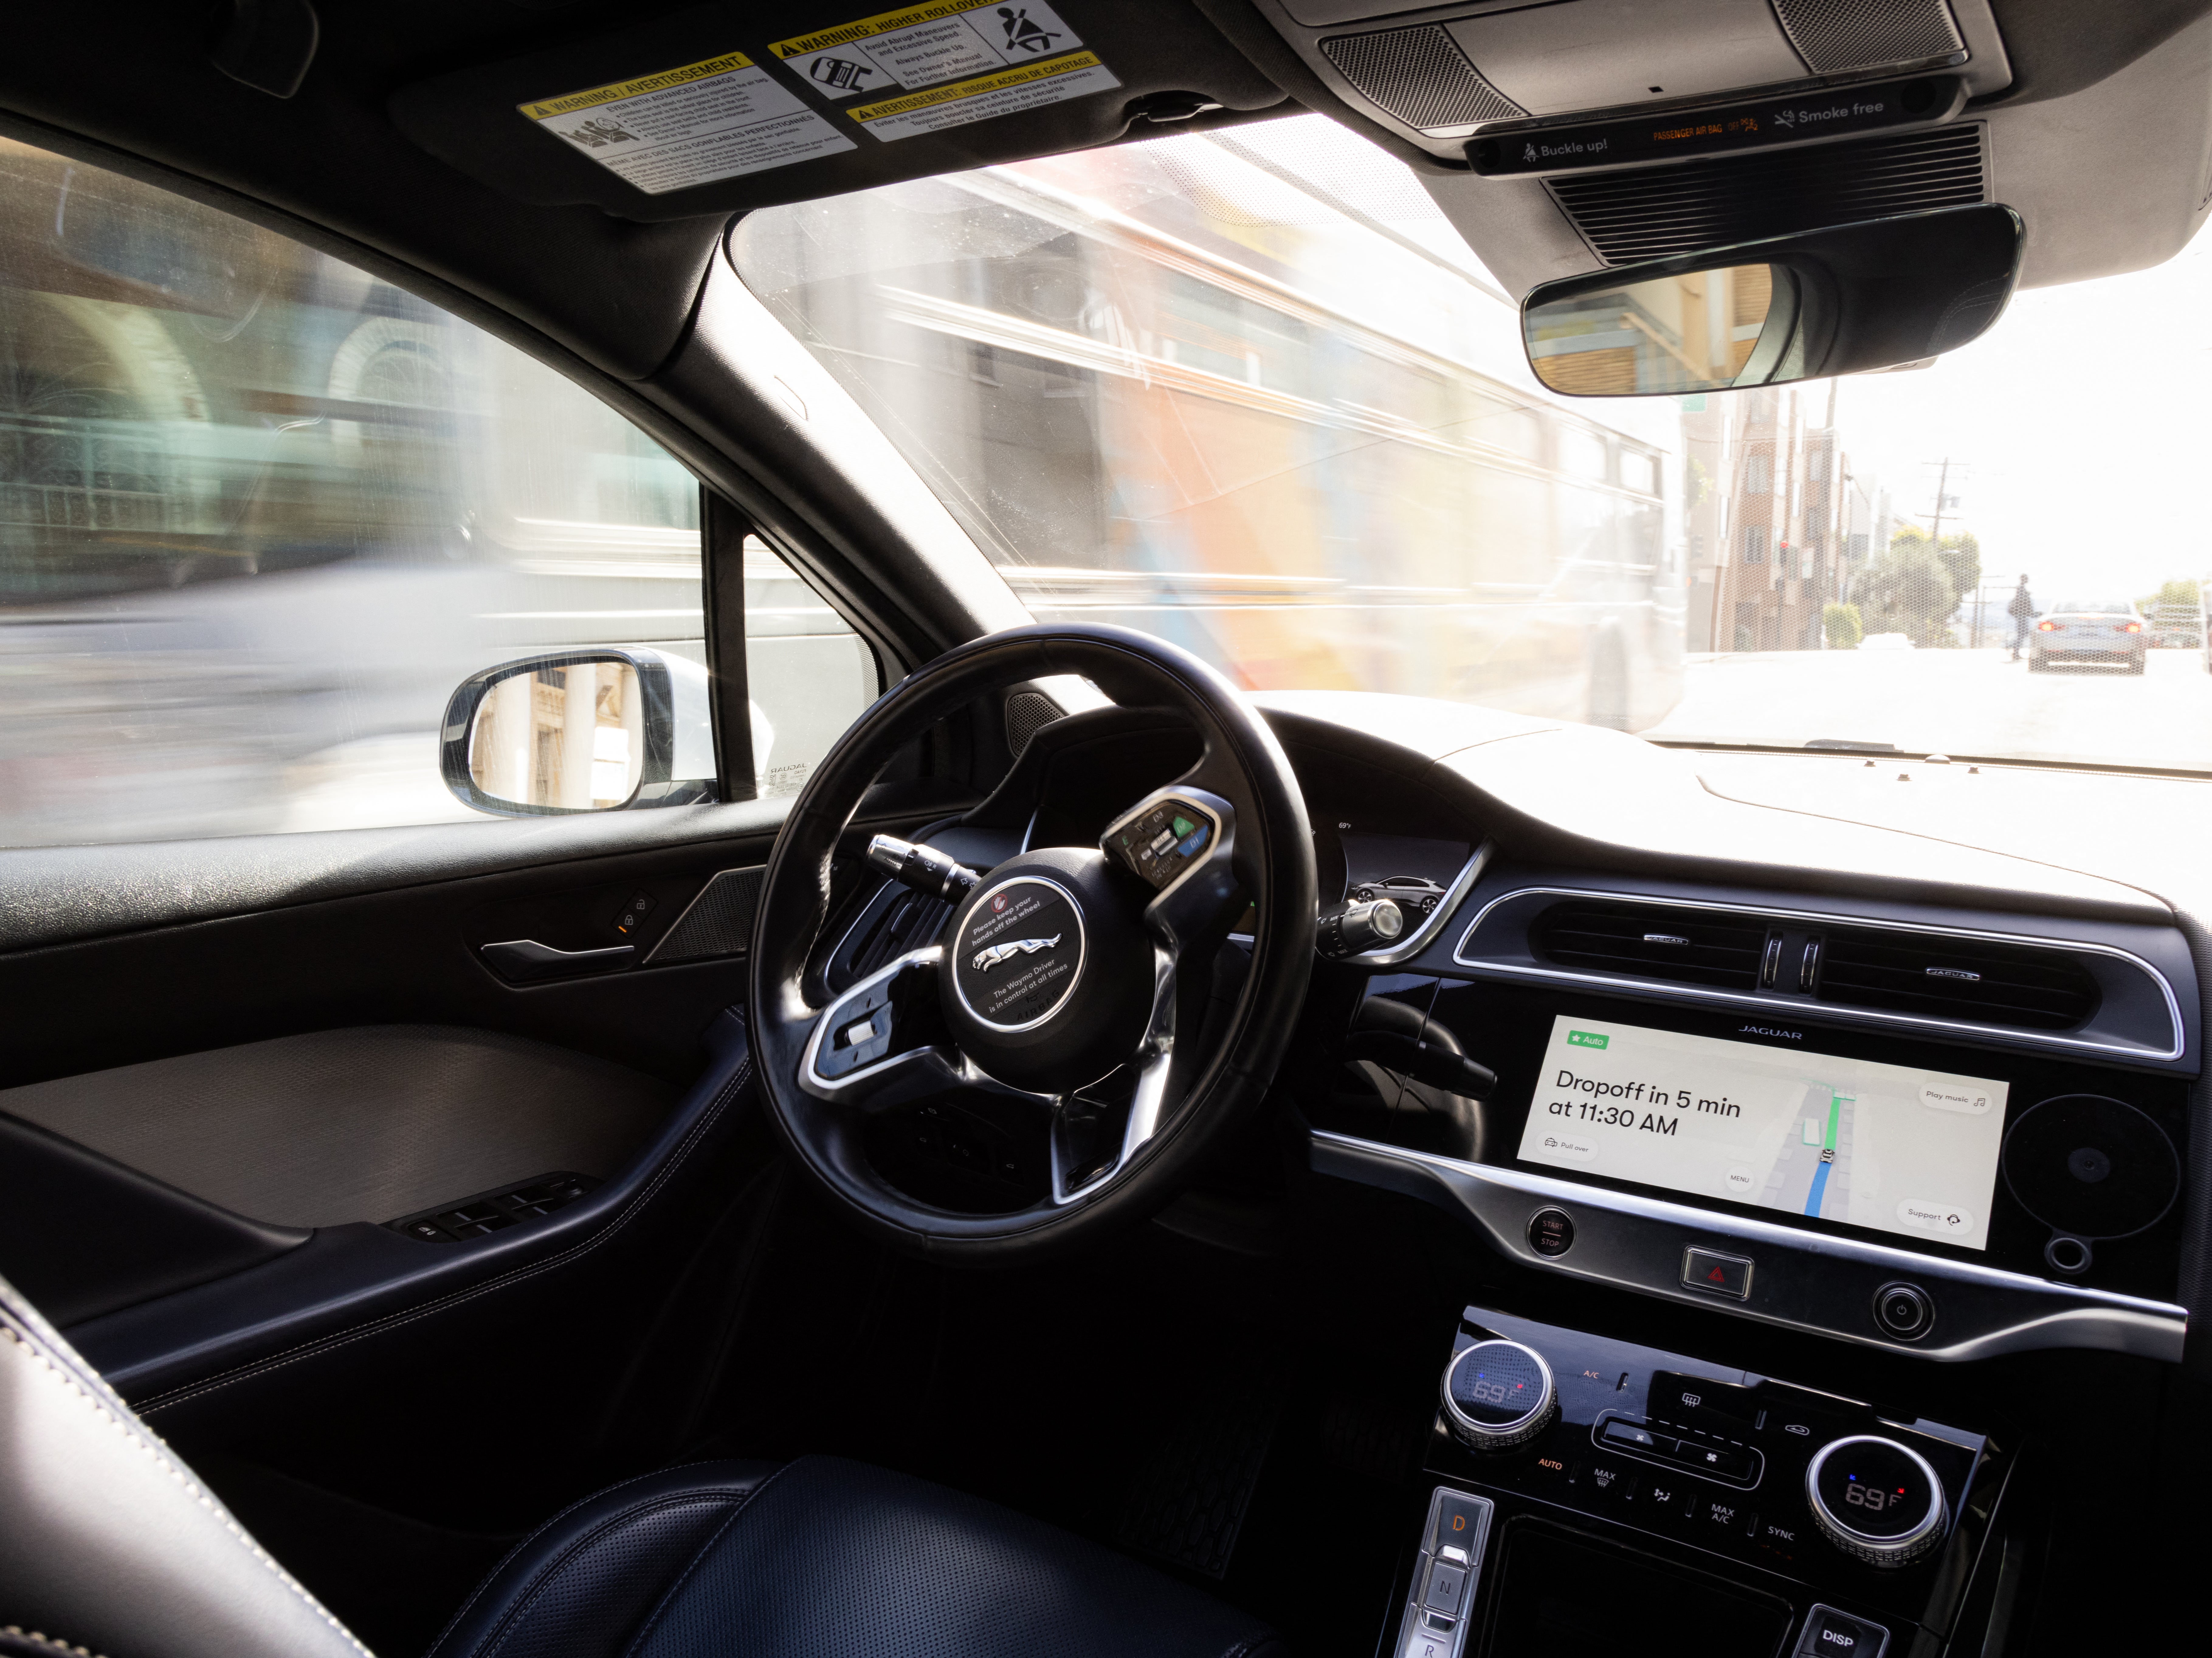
[733,114,2212,775]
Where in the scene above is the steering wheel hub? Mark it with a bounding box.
[940,849,1151,1092]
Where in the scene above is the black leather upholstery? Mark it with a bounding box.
[2,1254,1276,1658]
[431,1456,1283,1658]
[0,1272,365,1658]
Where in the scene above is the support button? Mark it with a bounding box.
[1682,1246,1753,1300]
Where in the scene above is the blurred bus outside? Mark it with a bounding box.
[733,114,1689,733]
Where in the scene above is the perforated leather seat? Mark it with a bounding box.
[0,1275,1279,1658]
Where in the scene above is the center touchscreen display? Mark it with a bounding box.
[1516,1015,2009,1250]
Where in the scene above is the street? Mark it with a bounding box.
[1642,645,2212,770]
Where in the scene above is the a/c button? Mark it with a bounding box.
[1682,1246,1753,1300]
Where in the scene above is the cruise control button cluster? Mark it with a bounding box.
[1108,798,1214,889]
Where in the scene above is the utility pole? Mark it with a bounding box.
[1925,456,1953,546]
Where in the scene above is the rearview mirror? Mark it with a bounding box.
[1521,204,2022,397]
[439,649,715,816]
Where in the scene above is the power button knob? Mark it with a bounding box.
[1442,1339,1557,1453]
[1872,1282,1934,1342]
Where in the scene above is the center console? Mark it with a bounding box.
[1392,1306,2007,1658]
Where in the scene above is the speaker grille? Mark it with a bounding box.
[646,866,762,965]
[1770,0,1964,73]
[1004,690,1065,760]
[1549,124,1984,264]
[1322,26,1524,130]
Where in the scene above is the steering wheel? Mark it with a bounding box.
[748,623,1317,1262]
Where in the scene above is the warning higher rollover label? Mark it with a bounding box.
[847,50,1119,141]
[521,51,855,195]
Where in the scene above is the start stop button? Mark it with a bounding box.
[1527,1208,1575,1257]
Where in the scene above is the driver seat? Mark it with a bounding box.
[0,1275,1280,1658]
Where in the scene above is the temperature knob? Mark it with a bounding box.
[1805,1435,1948,1567]
[1441,1339,1556,1453]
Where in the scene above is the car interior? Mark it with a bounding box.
[2,3,2208,1657]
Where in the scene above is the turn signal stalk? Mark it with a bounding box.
[867,835,981,903]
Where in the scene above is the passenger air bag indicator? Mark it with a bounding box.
[1468,76,1962,176]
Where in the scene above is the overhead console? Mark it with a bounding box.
[1249,0,2012,155]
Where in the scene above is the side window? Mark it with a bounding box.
[744,536,878,798]
[0,137,868,845]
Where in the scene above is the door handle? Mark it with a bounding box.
[479,939,636,984]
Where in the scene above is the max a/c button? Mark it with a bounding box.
[1682,1246,1753,1299]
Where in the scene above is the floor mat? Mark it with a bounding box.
[1114,1386,1283,1578]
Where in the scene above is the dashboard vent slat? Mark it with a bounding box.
[1817,932,2100,1031]
[1532,900,1767,990]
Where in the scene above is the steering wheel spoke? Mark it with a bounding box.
[800,947,1059,1118]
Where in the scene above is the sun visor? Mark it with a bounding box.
[389,0,1284,221]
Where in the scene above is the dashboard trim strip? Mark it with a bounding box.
[1450,885,2188,1064]
[1310,1128,2188,1364]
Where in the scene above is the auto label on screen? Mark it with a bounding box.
[519,52,856,194]
[772,1,1088,101]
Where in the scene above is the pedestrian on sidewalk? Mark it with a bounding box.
[2006,576,2035,661]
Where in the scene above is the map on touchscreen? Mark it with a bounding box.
[1516,1015,2008,1250]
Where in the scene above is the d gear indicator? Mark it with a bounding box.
[1109,798,1215,890]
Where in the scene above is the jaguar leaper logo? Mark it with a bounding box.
[971,935,1060,972]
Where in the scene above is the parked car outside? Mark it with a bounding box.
[2028,598,2148,673]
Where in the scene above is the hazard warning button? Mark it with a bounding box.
[1681,1246,1754,1300]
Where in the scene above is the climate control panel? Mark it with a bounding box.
[1416,1306,2001,1642]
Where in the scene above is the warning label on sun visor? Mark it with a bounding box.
[771,1,1089,101]
[847,51,1119,140]
[520,52,855,195]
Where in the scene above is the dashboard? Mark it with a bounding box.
[854,689,2200,1367]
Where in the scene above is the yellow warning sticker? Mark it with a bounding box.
[847,49,1119,140]
[520,51,854,195]
[772,1,1087,103]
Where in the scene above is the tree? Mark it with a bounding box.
[1860,530,1958,645]
[2138,577,2200,615]
[1823,602,1863,648]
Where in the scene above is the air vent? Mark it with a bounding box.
[1548,124,1985,264]
[1531,901,1768,990]
[1818,931,2100,1031]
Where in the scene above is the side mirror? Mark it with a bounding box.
[439,648,716,817]
[1521,204,2022,397]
